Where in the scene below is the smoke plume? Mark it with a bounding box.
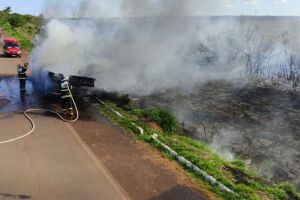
[31,0,242,95]
[31,0,300,188]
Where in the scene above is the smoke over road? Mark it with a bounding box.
[30,0,246,95]
[31,1,300,96]
[30,0,300,189]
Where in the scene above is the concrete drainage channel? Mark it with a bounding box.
[95,97,236,196]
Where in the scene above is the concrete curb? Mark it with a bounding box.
[96,98,235,195]
[152,134,234,194]
[96,98,145,135]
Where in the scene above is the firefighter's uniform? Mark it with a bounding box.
[17,63,28,91]
[60,79,74,116]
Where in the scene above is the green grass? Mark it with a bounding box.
[134,108,182,134]
[0,9,42,52]
[100,101,300,200]
[1,22,34,51]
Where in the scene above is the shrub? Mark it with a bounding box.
[142,108,181,134]
[8,13,26,28]
[0,8,42,51]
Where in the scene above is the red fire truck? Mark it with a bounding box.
[3,38,22,58]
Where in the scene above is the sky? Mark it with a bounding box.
[0,0,79,16]
[0,0,299,16]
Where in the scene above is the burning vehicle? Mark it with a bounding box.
[32,69,96,100]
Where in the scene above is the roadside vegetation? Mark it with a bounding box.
[0,7,42,51]
[99,98,300,200]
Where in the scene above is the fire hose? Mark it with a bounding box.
[0,75,79,144]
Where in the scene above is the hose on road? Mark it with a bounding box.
[0,82,79,145]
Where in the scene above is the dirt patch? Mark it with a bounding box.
[72,105,217,200]
[141,117,163,132]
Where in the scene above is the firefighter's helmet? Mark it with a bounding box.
[61,79,69,89]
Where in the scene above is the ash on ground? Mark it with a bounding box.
[134,80,300,189]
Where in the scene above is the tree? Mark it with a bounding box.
[237,20,275,79]
[8,13,26,28]
[185,40,218,68]
[3,6,12,14]
[281,32,300,91]
[0,7,12,23]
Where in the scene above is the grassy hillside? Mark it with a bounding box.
[0,7,42,51]
[98,96,300,200]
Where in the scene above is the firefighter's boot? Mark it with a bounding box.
[68,108,74,117]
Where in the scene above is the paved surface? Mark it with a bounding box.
[0,114,128,200]
[0,78,40,112]
[73,103,214,200]
[0,33,212,199]
[0,35,129,200]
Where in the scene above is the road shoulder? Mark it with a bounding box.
[72,116,217,200]
[66,123,131,200]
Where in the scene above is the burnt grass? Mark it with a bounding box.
[134,80,300,189]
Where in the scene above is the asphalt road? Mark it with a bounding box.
[0,36,129,199]
[0,114,128,200]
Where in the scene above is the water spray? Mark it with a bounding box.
[0,74,17,97]
[0,78,79,144]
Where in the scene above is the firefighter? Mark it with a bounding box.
[17,62,28,92]
[60,78,74,116]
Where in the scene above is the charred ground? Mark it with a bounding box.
[134,80,300,189]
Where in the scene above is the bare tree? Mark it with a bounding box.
[186,40,218,67]
[237,20,275,79]
[281,32,300,91]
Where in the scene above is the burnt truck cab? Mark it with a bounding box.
[32,69,96,100]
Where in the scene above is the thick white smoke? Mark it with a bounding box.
[31,1,300,188]
[44,0,225,18]
[31,0,246,95]
[34,0,300,96]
